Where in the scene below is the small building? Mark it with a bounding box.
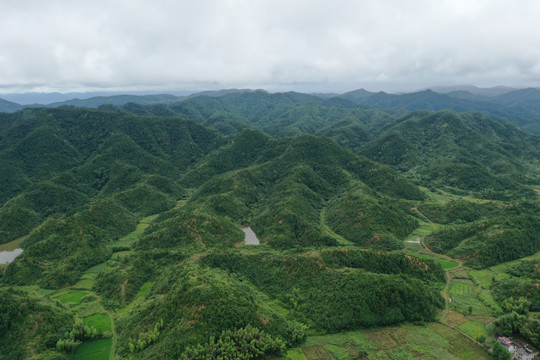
[498,337,515,353]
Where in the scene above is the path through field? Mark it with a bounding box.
[409,206,487,352]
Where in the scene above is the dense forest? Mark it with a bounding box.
[0,89,538,359]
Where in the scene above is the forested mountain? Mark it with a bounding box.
[0,92,538,359]
[361,110,539,199]
[337,88,540,133]
[2,86,540,133]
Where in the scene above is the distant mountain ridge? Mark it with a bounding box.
[429,85,517,97]
[45,94,183,108]
[1,86,540,133]
[0,98,24,112]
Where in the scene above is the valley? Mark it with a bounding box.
[0,90,538,360]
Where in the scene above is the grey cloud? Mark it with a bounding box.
[1,0,539,93]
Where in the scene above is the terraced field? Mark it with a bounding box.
[83,313,112,333]
[55,290,90,304]
[280,323,488,360]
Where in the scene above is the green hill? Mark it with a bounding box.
[0,288,75,360]
[164,129,423,250]
[361,110,539,199]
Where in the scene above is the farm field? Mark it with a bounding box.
[55,290,89,304]
[457,320,488,341]
[72,274,96,290]
[73,338,112,360]
[406,253,458,270]
[279,322,488,360]
[447,280,494,316]
[84,262,108,274]
[83,313,112,333]
[112,213,159,249]
[404,221,435,243]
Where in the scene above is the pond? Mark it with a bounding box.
[0,237,24,264]
[242,227,260,245]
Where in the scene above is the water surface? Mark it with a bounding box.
[242,227,260,245]
[0,248,23,264]
[0,237,25,264]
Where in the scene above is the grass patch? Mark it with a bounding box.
[469,269,495,288]
[83,313,111,333]
[72,277,95,290]
[113,213,159,248]
[283,348,306,360]
[457,320,487,340]
[117,282,154,317]
[73,338,112,360]
[0,236,25,251]
[55,291,89,304]
[84,262,108,274]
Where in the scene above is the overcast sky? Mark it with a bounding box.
[1,0,540,94]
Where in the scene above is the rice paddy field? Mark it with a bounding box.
[55,290,89,304]
[83,313,112,333]
[73,338,112,360]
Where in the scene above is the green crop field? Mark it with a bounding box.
[55,290,89,304]
[457,320,487,340]
[448,281,494,316]
[279,323,488,360]
[73,338,112,360]
[428,323,488,360]
[83,313,112,333]
[406,253,459,269]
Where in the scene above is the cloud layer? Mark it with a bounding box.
[2,0,540,93]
